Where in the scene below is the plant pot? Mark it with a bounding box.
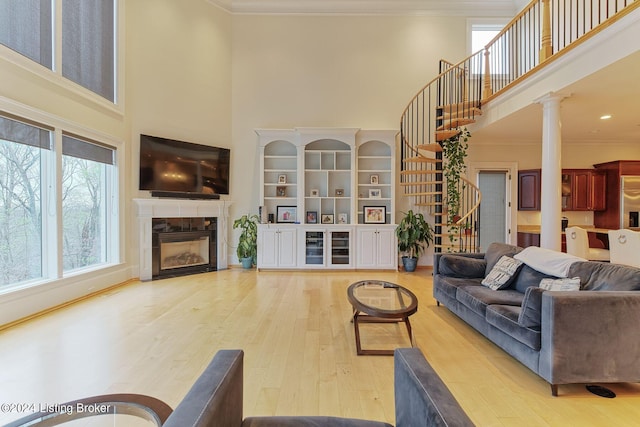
[402,256,418,272]
[240,257,253,269]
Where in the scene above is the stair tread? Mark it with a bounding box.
[403,157,442,164]
[437,101,481,113]
[403,191,441,196]
[435,129,461,141]
[400,170,440,175]
[437,107,482,121]
[437,118,476,131]
[399,181,443,186]
[416,143,442,152]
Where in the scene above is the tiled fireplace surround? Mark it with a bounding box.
[134,198,231,281]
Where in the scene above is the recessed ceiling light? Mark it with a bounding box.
[600,114,612,120]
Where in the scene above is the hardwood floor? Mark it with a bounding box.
[1,268,639,426]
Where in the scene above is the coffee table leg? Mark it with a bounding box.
[404,317,415,347]
[353,310,364,355]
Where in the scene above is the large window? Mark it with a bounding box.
[0,0,116,102]
[0,116,49,287]
[0,115,118,291]
[62,135,115,272]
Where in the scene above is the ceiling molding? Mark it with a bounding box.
[206,0,520,16]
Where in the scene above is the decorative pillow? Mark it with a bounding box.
[483,242,522,277]
[518,286,544,328]
[539,277,581,291]
[481,255,524,290]
[438,255,486,278]
[513,246,586,278]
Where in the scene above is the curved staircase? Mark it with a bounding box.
[400,56,484,253]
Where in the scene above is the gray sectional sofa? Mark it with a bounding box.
[433,242,640,396]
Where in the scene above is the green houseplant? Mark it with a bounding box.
[442,127,471,227]
[395,209,433,272]
[233,214,259,269]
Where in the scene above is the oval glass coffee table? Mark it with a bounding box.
[347,280,418,356]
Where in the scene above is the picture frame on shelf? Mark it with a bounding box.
[338,213,348,224]
[306,211,318,224]
[363,206,386,224]
[369,188,381,199]
[278,174,287,184]
[276,186,287,197]
[321,214,334,224]
[335,188,344,197]
[276,206,297,223]
[310,188,320,197]
[370,174,379,185]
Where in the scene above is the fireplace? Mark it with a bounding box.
[134,198,231,281]
[152,217,217,279]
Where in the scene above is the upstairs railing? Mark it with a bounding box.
[483,0,638,99]
[400,0,638,253]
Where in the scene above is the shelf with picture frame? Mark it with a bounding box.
[257,128,397,270]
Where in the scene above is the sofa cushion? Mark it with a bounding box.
[438,254,486,278]
[569,261,640,291]
[481,256,524,290]
[518,286,545,328]
[435,276,483,301]
[484,242,522,277]
[514,246,585,278]
[487,304,541,350]
[510,264,557,294]
[456,285,524,317]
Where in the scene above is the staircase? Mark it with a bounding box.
[398,0,638,254]
[400,56,484,253]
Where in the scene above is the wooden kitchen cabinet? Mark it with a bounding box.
[563,169,606,211]
[518,169,541,211]
[519,169,605,211]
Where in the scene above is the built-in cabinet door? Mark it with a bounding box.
[257,227,297,269]
[356,227,397,269]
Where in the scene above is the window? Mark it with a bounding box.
[0,114,119,291]
[62,0,116,101]
[0,0,53,68]
[0,116,50,287]
[62,135,115,272]
[0,1,116,102]
[471,23,509,75]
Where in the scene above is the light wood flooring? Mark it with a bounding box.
[1,269,640,426]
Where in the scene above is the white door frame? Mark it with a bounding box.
[468,162,518,246]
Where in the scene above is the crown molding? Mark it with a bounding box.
[206,0,519,16]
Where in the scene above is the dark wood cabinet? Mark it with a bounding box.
[520,168,606,211]
[517,232,540,247]
[518,169,541,211]
[594,160,640,229]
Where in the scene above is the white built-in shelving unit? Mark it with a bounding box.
[256,128,397,270]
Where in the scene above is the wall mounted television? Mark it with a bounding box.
[139,134,230,199]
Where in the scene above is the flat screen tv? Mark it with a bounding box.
[139,134,230,198]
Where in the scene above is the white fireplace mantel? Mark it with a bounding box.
[134,198,232,281]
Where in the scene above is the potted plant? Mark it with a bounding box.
[395,209,433,272]
[233,214,260,269]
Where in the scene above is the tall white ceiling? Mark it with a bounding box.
[206,0,529,16]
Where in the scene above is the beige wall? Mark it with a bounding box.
[231,14,469,220]
[126,0,232,266]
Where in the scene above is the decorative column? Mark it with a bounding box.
[536,92,566,251]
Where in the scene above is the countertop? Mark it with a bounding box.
[517,225,612,234]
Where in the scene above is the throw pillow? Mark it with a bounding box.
[481,255,524,290]
[539,277,581,291]
[518,286,544,328]
[483,242,522,277]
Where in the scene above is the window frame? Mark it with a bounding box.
[0,0,124,115]
[0,99,122,294]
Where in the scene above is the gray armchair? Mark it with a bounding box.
[163,348,474,427]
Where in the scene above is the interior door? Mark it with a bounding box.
[479,171,508,250]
